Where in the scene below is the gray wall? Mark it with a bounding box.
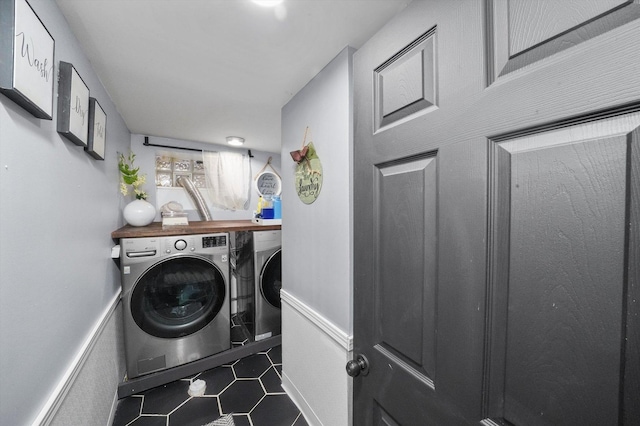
[0,1,130,424]
[49,304,125,426]
[129,134,282,221]
[281,46,354,333]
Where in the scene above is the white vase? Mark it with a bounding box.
[123,199,156,227]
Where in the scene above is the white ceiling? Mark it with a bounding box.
[55,0,411,153]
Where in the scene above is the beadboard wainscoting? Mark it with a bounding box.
[33,292,125,426]
[281,290,353,426]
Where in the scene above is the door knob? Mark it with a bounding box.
[346,354,369,377]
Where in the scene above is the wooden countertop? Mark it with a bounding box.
[112,220,281,239]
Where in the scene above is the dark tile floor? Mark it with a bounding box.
[113,318,308,426]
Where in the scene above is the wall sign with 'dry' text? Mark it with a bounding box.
[0,0,55,119]
[57,61,90,147]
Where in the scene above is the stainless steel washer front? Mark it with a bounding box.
[120,233,230,378]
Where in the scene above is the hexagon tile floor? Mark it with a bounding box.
[112,345,308,426]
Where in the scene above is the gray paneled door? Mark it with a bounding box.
[351,1,640,425]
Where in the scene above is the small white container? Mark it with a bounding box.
[188,379,206,397]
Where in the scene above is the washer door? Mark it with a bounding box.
[131,256,226,338]
[260,249,282,309]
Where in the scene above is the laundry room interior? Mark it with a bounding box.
[1,0,399,425]
[6,0,639,425]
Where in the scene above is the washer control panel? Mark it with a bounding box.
[174,239,187,251]
[203,235,227,248]
[121,233,229,260]
[160,233,228,255]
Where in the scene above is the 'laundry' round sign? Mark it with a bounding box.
[294,142,322,204]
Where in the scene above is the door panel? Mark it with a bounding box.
[376,155,437,376]
[488,0,640,82]
[374,28,436,131]
[353,0,640,425]
[505,136,625,425]
[507,0,628,54]
[625,127,640,425]
[364,154,440,425]
[487,114,640,425]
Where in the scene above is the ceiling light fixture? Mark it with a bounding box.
[226,136,245,147]
[252,0,283,7]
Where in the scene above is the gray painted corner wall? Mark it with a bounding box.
[0,1,130,424]
[49,302,125,426]
[281,46,354,334]
[129,134,282,221]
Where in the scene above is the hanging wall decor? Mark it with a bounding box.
[0,0,55,119]
[57,61,90,146]
[292,127,323,204]
[254,156,282,197]
[85,97,106,160]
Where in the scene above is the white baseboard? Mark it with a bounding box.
[32,291,121,426]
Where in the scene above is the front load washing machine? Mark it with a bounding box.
[120,233,230,378]
[253,230,282,341]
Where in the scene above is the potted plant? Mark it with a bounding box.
[118,151,155,226]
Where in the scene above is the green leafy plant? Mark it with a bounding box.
[118,152,148,200]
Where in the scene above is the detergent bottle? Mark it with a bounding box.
[255,196,264,217]
[261,195,274,219]
[273,195,281,219]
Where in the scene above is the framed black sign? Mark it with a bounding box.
[57,61,90,146]
[0,0,55,119]
[86,97,106,160]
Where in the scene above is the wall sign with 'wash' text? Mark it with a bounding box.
[0,0,55,119]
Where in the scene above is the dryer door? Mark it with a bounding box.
[260,249,282,309]
[131,256,226,338]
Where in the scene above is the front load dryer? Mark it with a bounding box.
[253,230,282,341]
[120,233,230,378]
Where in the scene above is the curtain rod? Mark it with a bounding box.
[143,136,253,158]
